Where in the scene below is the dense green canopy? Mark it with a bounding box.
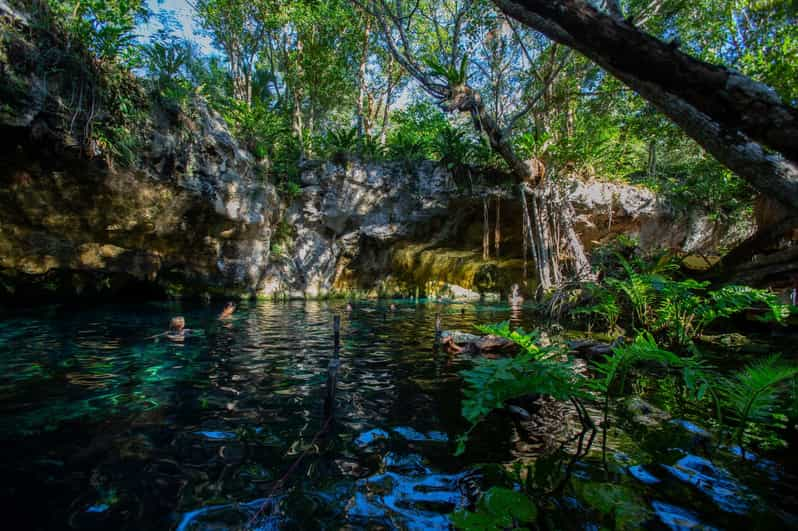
[45,0,797,216]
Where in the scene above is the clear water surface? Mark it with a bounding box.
[0,300,796,530]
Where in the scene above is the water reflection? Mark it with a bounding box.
[0,300,795,529]
[0,300,490,528]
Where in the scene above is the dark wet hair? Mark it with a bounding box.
[225,301,235,309]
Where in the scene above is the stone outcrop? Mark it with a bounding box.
[260,161,457,298]
[260,163,752,299]
[564,179,754,254]
[0,1,277,298]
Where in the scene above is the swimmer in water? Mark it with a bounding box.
[147,316,195,342]
[218,301,236,320]
[389,303,397,312]
[346,303,353,312]
[165,316,192,342]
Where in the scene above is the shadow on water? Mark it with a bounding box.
[0,300,796,529]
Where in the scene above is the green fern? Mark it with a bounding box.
[589,333,681,395]
[604,255,667,329]
[457,324,586,455]
[387,128,428,161]
[589,333,682,465]
[716,354,798,453]
[433,126,475,170]
[577,252,790,347]
[322,126,359,162]
[357,135,387,161]
[569,282,620,331]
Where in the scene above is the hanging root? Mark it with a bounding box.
[520,179,594,298]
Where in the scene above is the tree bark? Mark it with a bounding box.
[483,196,491,261]
[379,56,397,145]
[444,84,536,184]
[356,18,371,136]
[647,140,656,177]
[495,195,501,258]
[493,0,798,209]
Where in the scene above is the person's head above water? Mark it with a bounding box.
[170,316,186,332]
[219,301,236,319]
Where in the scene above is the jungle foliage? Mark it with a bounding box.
[24,0,796,214]
[455,321,798,528]
[454,247,795,527]
[570,253,791,348]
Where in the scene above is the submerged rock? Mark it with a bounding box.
[699,333,750,347]
[651,500,716,530]
[440,330,516,354]
[625,397,671,427]
[441,330,483,344]
[347,470,471,529]
[354,428,390,448]
[664,454,756,514]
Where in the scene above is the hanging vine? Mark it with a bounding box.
[520,179,593,293]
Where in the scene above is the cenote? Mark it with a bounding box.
[2,0,798,529]
[1,300,796,530]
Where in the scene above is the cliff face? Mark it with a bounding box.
[0,2,277,299]
[0,109,278,299]
[259,162,752,300]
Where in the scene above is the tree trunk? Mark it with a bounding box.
[522,192,529,282]
[647,140,656,177]
[444,85,535,185]
[493,0,798,209]
[520,186,540,286]
[483,196,491,261]
[356,18,371,136]
[379,57,396,145]
[292,87,305,160]
[494,195,501,258]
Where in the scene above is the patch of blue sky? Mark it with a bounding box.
[136,0,215,55]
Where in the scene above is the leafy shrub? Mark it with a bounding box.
[386,101,449,160]
[717,355,798,454]
[386,128,429,161]
[321,126,360,163]
[46,0,149,62]
[433,126,475,170]
[571,254,790,348]
[453,320,798,527]
[452,487,537,530]
[569,282,620,332]
[357,135,387,161]
[456,322,585,455]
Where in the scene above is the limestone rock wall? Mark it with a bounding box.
[260,163,751,299]
[0,1,277,299]
[261,161,457,298]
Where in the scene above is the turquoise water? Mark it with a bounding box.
[0,300,796,529]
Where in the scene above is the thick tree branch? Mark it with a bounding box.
[492,0,798,208]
